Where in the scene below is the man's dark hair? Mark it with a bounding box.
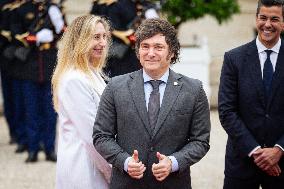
[256,0,284,19]
[134,18,180,64]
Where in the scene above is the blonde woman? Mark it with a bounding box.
[52,15,111,189]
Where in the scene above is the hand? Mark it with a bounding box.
[145,8,159,19]
[36,28,54,43]
[264,164,281,177]
[252,147,283,171]
[127,150,146,179]
[152,152,172,181]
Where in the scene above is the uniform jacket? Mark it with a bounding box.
[90,0,141,77]
[93,69,211,189]
[9,1,59,82]
[0,0,17,73]
[218,39,284,179]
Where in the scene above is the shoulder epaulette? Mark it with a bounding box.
[97,0,117,6]
[10,0,27,11]
[2,2,13,11]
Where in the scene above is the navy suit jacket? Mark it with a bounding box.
[218,39,284,179]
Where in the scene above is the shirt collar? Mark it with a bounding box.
[256,36,281,54]
[143,69,169,84]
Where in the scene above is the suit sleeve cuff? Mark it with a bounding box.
[124,157,132,172]
[168,156,179,172]
[248,146,261,157]
[275,144,284,152]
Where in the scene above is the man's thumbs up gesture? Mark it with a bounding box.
[127,150,146,179]
[152,152,172,181]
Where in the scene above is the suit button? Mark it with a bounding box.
[265,114,269,118]
[150,147,154,152]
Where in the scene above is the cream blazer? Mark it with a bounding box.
[56,69,110,189]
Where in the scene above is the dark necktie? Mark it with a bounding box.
[263,50,274,97]
[148,80,163,131]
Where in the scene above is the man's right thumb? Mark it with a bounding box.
[132,150,139,162]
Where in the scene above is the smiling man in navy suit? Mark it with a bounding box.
[218,0,284,188]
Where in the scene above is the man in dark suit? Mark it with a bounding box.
[93,18,211,189]
[218,0,284,188]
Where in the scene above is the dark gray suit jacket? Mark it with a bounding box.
[218,39,284,179]
[93,69,210,189]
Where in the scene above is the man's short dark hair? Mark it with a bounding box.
[256,0,284,19]
[134,18,180,64]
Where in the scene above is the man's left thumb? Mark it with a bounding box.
[156,152,164,161]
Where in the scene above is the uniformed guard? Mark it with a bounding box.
[10,0,65,163]
[90,0,159,78]
[1,0,31,154]
[0,0,16,144]
[0,0,28,150]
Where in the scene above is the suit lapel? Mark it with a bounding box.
[153,69,182,138]
[128,70,152,136]
[267,40,284,108]
[246,40,266,107]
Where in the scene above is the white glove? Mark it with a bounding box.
[36,28,54,44]
[48,5,64,34]
[145,8,159,19]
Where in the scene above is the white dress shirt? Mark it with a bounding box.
[256,36,281,78]
[143,69,168,109]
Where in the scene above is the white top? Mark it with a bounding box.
[56,69,110,189]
